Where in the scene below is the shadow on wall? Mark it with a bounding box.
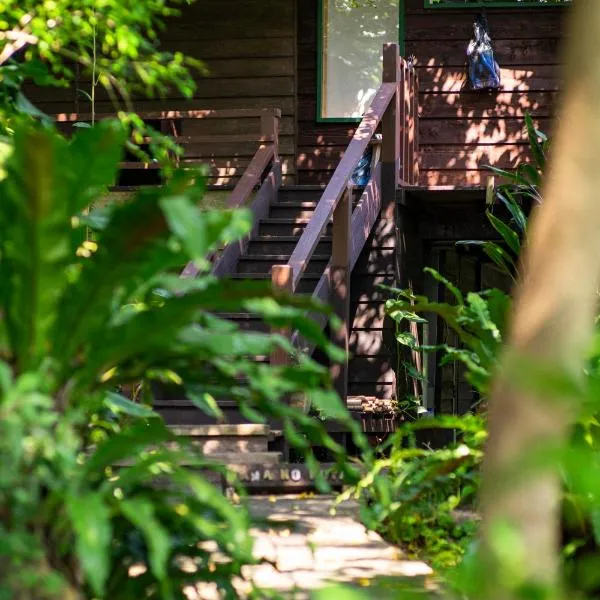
[297,1,565,187]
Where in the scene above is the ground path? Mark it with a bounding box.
[192,495,438,599]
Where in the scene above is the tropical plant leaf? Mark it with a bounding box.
[524,113,547,171]
[67,493,112,597]
[0,122,73,371]
[67,120,127,215]
[495,189,528,234]
[104,391,158,418]
[486,211,521,256]
[83,419,174,477]
[423,267,464,305]
[120,497,171,581]
[185,388,224,420]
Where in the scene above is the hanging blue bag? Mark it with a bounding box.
[351,146,373,186]
[467,14,501,91]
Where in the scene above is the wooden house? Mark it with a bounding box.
[36,0,569,432]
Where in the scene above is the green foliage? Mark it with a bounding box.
[341,416,485,571]
[337,116,544,592]
[0,120,366,599]
[386,275,510,398]
[342,115,600,598]
[0,0,202,108]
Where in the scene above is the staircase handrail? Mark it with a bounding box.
[270,43,419,400]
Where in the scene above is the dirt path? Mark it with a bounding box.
[191,494,437,599]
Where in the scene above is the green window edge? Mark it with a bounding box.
[425,0,571,8]
[316,0,405,124]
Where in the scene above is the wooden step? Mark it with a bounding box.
[216,312,270,332]
[155,399,280,426]
[170,424,271,455]
[276,186,325,203]
[116,452,282,467]
[230,273,396,301]
[236,254,329,275]
[258,218,332,237]
[269,201,359,219]
[269,202,319,219]
[201,451,281,465]
[230,273,320,295]
[247,236,332,255]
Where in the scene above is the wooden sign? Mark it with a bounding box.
[222,463,344,490]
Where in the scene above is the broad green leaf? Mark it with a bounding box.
[591,509,600,547]
[487,211,521,255]
[525,113,546,171]
[83,419,174,477]
[308,389,351,422]
[313,586,367,600]
[15,92,50,121]
[66,493,112,597]
[495,190,527,234]
[159,190,251,261]
[120,497,171,581]
[67,120,127,214]
[481,243,517,278]
[424,267,463,305]
[104,391,158,418]
[186,388,224,420]
[0,123,72,372]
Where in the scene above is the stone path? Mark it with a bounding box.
[190,495,437,599]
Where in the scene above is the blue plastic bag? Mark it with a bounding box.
[467,14,501,91]
[351,146,373,186]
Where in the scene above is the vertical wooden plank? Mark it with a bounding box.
[403,62,410,183]
[412,69,420,185]
[381,43,400,218]
[261,109,280,162]
[270,264,293,366]
[330,186,352,400]
[404,67,415,183]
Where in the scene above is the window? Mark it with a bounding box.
[318,0,402,122]
[425,0,571,7]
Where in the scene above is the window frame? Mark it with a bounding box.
[316,0,405,123]
[424,1,571,8]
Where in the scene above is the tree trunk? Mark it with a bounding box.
[480,1,600,597]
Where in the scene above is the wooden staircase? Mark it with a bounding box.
[157,43,420,434]
[55,44,419,446]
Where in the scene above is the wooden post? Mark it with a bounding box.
[381,43,400,219]
[412,68,420,185]
[270,264,293,366]
[407,67,415,186]
[261,109,279,163]
[330,186,352,400]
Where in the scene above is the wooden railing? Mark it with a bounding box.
[55,107,280,191]
[54,107,282,279]
[271,43,419,400]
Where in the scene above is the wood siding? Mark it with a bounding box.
[297,0,566,186]
[29,0,566,188]
[407,0,565,186]
[29,0,298,185]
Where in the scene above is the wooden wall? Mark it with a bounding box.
[406,0,565,186]
[29,0,566,188]
[296,0,566,187]
[29,0,298,185]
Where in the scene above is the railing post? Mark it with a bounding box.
[261,109,280,163]
[330,185,352,400]
[270,264,293,366]
[412,67,420,185]
[381,43,401,218]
